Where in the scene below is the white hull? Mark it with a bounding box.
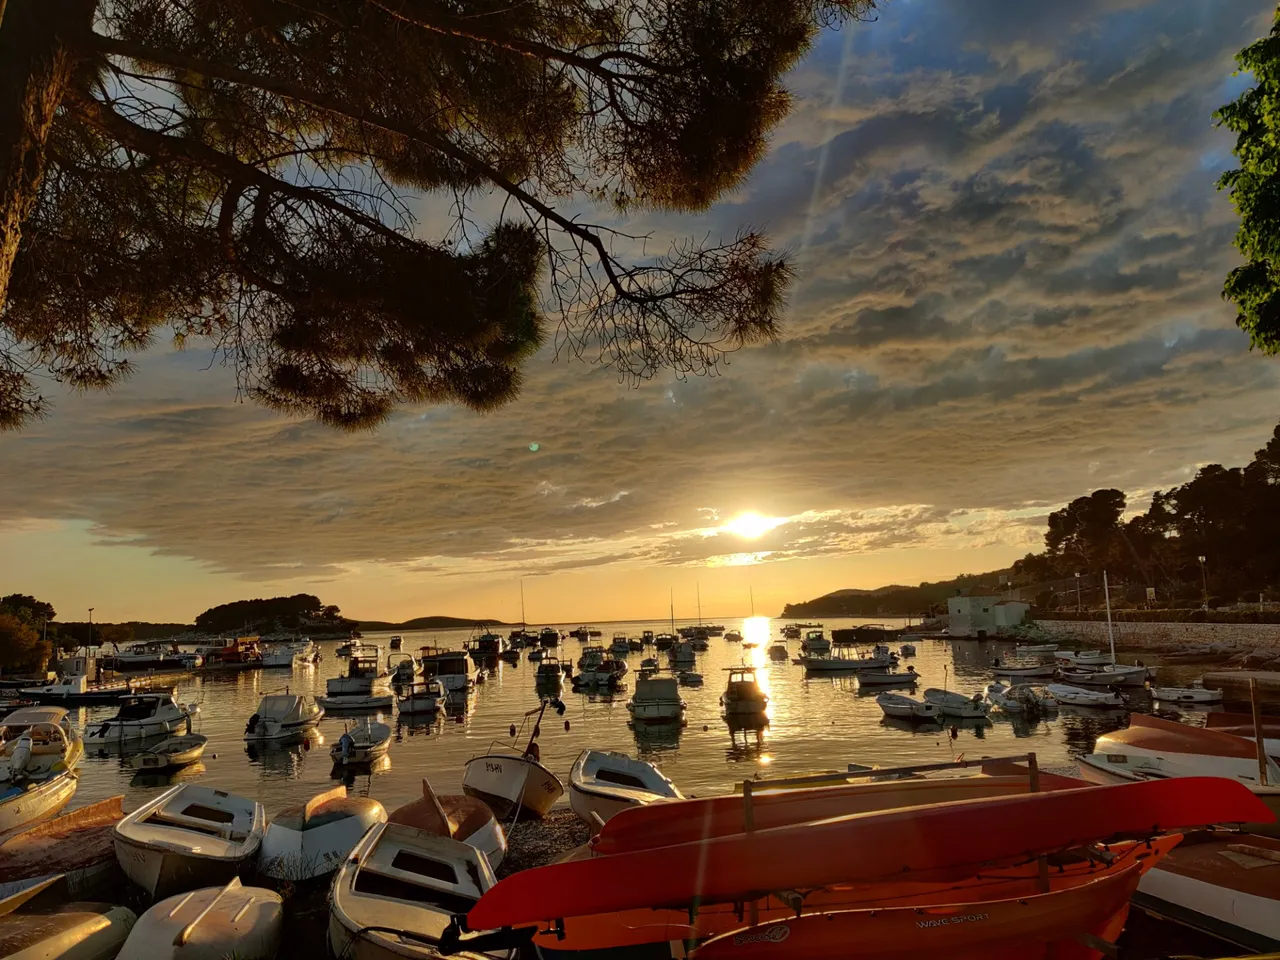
[1153,687,1224,703]
[462,754,563,819]
[1045,684,1123,707]
[259,789,387,881]
[568,751,681,827]
[991,664,1056,679]
[801,658,893,672]
[922,689,989,719]
[1137,862,1280,947]
[117,878,283,960]
[316,694,393,710]
[85,716,189,741]
[0,769,78,836]
[396,694,443,715]
[114,827,252,897]
[877,700,938,720]
[626,701,684,722]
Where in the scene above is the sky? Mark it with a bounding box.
[3,0,1280,625]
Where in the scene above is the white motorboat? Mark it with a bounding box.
[799,650,895,672]
[328,822,506,960]
[397,680,446,716]
[875,692,940,720]
[325,643,391,701]
[0,875,135,960]
[117,877,282,960]
[330,718,392,766]
[258,786,387,881]
[855,666,919,687]
[1152,685,1224,704]
[574,655,628,688]
[983,680,1024,714]
[1016,642,1058,654]
[0,712,84,836]
[800,630,830,654]
[261,639,312,668]
[721,667,768,717]
[316,693,394,711]
[609,634,631,656]
[126,734,208,771]
[1044,683,1124,707]
[114,783,266,897]
[922,688,989,719]
[568,750,683,827]
[1058,664,1151,687]
[1055,649,1112,666]
[990,660,1057,679]
[419,647,475,694]
[388,653,419,686]
[677,671,703,686]
[534,656,565,683]
[389,777,507,869]
[626,676,686,724]
[244,693,324,740]
[668,640,697,664]
[899,643,917,657]
[767,643,789,661]
[20,673,133,705]
[462,700,565,819]
[85,693,199,742]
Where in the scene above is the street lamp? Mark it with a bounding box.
[1197,556,1209,611]
[88,607,94,648]
[1074,572,1082,613]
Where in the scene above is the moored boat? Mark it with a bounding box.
[1016,642,1058,654]
[989,660,1056,679]
[324,643,391,708]
[1045,682,1124,707]
[568,750,682,827]
[19,673,133,705]
[1058,663,1151,687]
[116,877,282,960]
[983,680,1024,714]
[243,693,324,740]
[626,676,686,724]
[1153,685,1224,703]
[799,649,894,672]
[855,666,919,687]
[125,734,208,771]
[397,680,446,716]
[419,646,475,695]
[800,630,830,654]
[720,667,768,717]
[258,785,387,881]
[767,643,789,661]
[921,687,989,719]
[113,783,266,897]
[329,717,392,766]
[875,692,939,721]
[1054,649,1112,666]
[84,693,199,742]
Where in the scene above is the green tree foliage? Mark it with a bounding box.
[0,592,56,624]
[194,593,346,634]
[0,611,49,672]
[1042,489,1126,571]
[1217,10,1280,354]
[0,0,875,430]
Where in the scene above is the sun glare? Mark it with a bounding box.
[722,511,784,539]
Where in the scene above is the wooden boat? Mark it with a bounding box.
[626,676,685,723]
[388,777,507,869]
[799,650,894,672]
[464,778,1269,931]
[316,692,394,711]
[1135,830,1280,951]
[721,667,768,716]
[113,783,267,897]
[568,751,682,827]
[125,734,208,771]
[1015,642,1058,654]
[0,715,84,836]
[259,786,386,881]
[244,693,323,740]
[462,699,564,820]
[693,864,1142,960]
[855,666,919,687]
[0,875,135,960]
[1059,663,1151,687]
[1055,649,1111,666]
[84,693,198,742]
[329,718,392,765]
[328,822,506,960]
[0,796,124,900]
[990,661,1056,679]
[922,688,989,719]
[875,692,939,720]
[1045,683,1123,707]
[117,878,282,960]
[1153,685,1224,703]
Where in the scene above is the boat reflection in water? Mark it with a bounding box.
[632,720,682,758]
[244,731,325,779]
[331,752,391,785]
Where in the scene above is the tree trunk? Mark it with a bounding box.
[0,0,86,306]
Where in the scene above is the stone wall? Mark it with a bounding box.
[1036,618,1280,652]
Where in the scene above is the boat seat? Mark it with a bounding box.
[144,810,245,840]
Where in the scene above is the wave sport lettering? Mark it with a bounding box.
[917,913,990,929]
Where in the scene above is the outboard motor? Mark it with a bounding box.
[338,732,354,764]
[244,712,260,736]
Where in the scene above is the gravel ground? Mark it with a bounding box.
[498,808,592,877]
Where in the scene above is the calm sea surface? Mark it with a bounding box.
[62,617,1211,816]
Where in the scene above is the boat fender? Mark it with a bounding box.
[564,720,570,731]
[509,724,517,738]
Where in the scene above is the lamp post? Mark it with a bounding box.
[1074,572,1082,613]
[1197,556,1209,611]
[88,607,95,648]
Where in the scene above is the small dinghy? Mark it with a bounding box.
[243,693,323,741]
[983,680,1024,714]
[398,679,446,716]
[875,692,940,721]
[389,777,507,868]
[856,666,919,687]
[1059,663,1151,687]
[328,822,505,960]
[922,688,990,719]
[117,877,282,960]
[990,660,1057,679]
[1055,649,1112,666]
[0,875,135,960]
[767,643,789,662]
[114,783,266,897]
[898,643,916,657]
[330,717,392,766]
[258,786,386,881]
[1152,685,1224,704]
[315,692,393,711]
[463,699,565,820]
[569,751,683,827]
[126,734,208,771]
[85,693,199,742]
[1016,642,1058,654]
[1045,683,1124,708]
[677,671,703,686]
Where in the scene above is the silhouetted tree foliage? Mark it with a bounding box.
[1218,9,1280,354]
[0,0,876,430]
[0,613,49,672]
[0,592,56,624]
[1012,423,1280,604]
[194,593,347,633]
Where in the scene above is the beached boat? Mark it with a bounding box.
[855,666,919,687]
[720,667,768,717]
[0,796,123,899]
[117,877,282,960]
[626,676,686,724]
[568,751,682,827]
[258,785,387,881]
[0,711,84,836]
[875,692,939,720]
[1045,683,1124,707]
[462,699,565,820]
[397,679,446,716]
[1206,712,1280,762]
[84,693,198,742]
[1152,685,1224,703]
[989,660,1057,679]
[330,718,392,766]
[114,783,266,897]
[328,822,506,960]
[126,734,208,771]
[243,693,324,740]
[0,875,135,960]
[922,688,989,719]
[389,777,507,869]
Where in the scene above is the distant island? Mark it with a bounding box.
[356,615,511,631]
[782,572,1011,619]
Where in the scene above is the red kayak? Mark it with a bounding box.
[466,777,1271,930]
[593,772,1087,855]
[691,863,1143,960]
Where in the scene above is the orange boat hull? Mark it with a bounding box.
[525,835,1179,951]
[692,864,1143,960]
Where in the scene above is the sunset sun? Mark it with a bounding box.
[722,511,784,539]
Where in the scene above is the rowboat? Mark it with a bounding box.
[921,688,988,719]
[855,666,919,687]
[316,693,394,711]
[0,711,84,836]
[693,864,1142,960]
[328,822,508,960]
[465,778,1268,932]
[0,875,135,960]
[568,751,682,827]
[983,680,1024,714]
[1015,642,1058,654]
[1058,664,1151,687]
[875,692,939,720]
[990,661,1056,679]
[1153,685,1224,704]
[1044,683,1123,707]
[125,734,208,771]
[243,693,324,740]
[1206,712,1280,761]
[258,785,387,881]
[116,878,283,960]
[1055,650,1112,666]
[114,783,267,897]
[388,777,507,869]
[329,718,392,766]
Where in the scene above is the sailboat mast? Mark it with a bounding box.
[750,586,755,617]
[670,588,675,633]
[1103,570,1116,664]
[520,579,526,627]
[697,583,702,626]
